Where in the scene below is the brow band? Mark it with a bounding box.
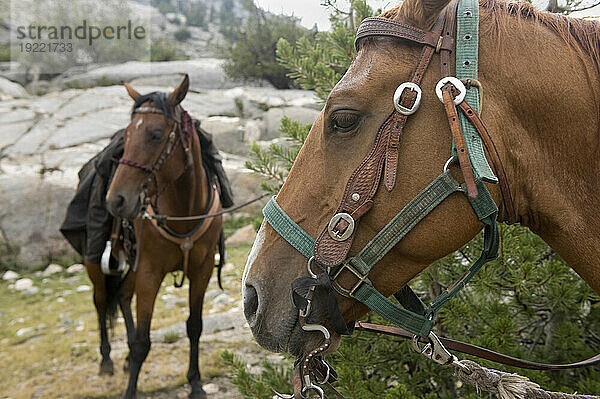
[134,107,164,115]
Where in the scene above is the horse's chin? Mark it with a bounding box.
[249,312,342,358]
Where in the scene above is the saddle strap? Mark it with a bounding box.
[356,322,600,370]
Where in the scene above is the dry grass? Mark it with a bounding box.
[0,244,254,399]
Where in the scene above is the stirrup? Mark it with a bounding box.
[100,241,126,275]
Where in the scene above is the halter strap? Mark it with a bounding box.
[118,106,194,209]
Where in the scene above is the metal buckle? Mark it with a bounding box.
[327,212,355,241]
[435,77,466,105]
[394,82,422,115]
[100,240,112,275]
[331,262,370,298]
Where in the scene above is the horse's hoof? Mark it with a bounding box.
[99,360,114,376]
[189,386,207,399]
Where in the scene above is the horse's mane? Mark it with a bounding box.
[479,0,600,71]
[380,0,600,72]
[131,91,172,119]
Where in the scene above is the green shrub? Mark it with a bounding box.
[153,0,175,15]
[0,242,21,271]
[222,0,312,89]
[186,2,208,28]
[174,28,191,42]
[151,38,187,61]
[0,44,10,62]
[168,16,182,25]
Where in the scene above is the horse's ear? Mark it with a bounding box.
[124,82,141,101]
[395,0,453,29]
[168,74,189,108]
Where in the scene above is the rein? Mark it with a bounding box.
[266,0,598,397]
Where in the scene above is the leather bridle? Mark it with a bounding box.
[117,104,218,287]
[266,1,599,398]
[119,105,194,210]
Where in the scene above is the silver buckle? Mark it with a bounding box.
[327,212,355,241]
[394,82,422,115]
[435,77,466,105]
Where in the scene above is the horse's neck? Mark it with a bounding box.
[157,133,208,228]
[481,12,600,291]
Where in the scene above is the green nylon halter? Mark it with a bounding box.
[455,0,497,183]
[262,0,499,338]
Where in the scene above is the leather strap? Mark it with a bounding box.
[455,0,498,184]
[356,17,454,51]
[441,87,478,198]
[438,2,478,198]
[356,322,600,370]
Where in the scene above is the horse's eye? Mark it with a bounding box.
[330,111,361,134]
[149,131,163,141]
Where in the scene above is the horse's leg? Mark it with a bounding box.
[85,260,114,375]
[119,269,136,373]
[186,254,213,399]
[124,268,163,399]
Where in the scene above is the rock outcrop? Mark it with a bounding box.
[0,77,321,267]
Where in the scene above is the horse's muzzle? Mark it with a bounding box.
[106,192,141,219]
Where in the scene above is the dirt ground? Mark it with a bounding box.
[0,244,281,399]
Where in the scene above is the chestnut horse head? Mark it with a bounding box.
[243,0,600,359]
[106,74,191,219]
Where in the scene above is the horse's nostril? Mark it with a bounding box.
[243,284,259,321]
[115,194,125,209]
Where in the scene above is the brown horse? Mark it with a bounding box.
[243,0,600,364]
[106,75,223,399]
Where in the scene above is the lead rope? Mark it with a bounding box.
[454,361,600,399]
